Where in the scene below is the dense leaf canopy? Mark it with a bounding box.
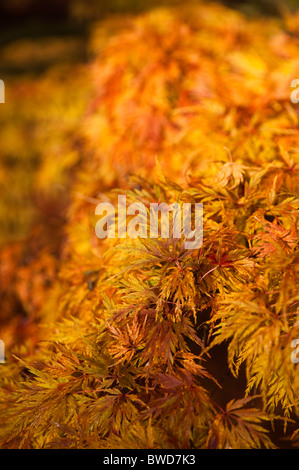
[0,2,299,449]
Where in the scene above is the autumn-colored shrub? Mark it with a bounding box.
[0,2,299,448]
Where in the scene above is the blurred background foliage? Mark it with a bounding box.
[1,1,299,75]
[1,0,299,247]
[0,0,299,284]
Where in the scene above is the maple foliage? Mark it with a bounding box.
[1,1,299,449]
